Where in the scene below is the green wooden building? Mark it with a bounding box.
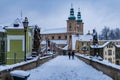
[5,18,34,64]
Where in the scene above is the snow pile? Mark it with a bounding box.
[41,40,67,45]
[0,55,54,71]
[28,56,112,80]
[0,26,5,32]
[76,53,120,70]
[10,70,30,78]
[41,27,67,34]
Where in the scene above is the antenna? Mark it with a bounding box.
[20,10,23,20]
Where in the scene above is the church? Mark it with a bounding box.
[41,6,84,52]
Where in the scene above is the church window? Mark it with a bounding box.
[65,36,67,39]
[58,36,61,39]
[52,36,54,39]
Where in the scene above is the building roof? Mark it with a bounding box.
[41,40,67,45]
[90,41,110,48]
[72,35,92,50]
[62,45,68,50]
[78,35,93,41]
[115,45,120,48]
[0,26,5,32]
[5,18,24,30]
[41,27,67,34]
[99,40,120,42]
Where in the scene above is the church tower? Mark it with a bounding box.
[67,4,76,34]
[76,8,84,35]
[67,6,84,50]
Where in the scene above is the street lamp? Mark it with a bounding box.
[23,17,29,61]
[46,36,48,54]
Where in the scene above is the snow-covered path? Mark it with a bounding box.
[28,56,112,80]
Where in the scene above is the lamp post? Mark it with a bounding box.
[23,17,29,61]
[46,36,48,54]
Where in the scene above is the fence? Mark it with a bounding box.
[0,54,57,80]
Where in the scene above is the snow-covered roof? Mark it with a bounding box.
[90,42,110,48]
[62,45,68,50]
[115,45,120,48]
[5,18,24,30]
[41,27,67,34]
[41,40,67,45]
[72,35,93,50]
[78,35,93,41]
[99,40,120,42]
[10,70,30,78]
[5,18,35,30]
[0,26,5,32]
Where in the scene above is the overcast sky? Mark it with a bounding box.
[0,0,120,34]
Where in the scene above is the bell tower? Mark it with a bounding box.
[67,6,84,50]
[76,8,84,35]
[67,4,76,34]
[67,4,76,50]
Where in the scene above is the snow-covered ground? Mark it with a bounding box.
[28,56,112,80]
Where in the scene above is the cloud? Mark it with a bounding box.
[0,0,120,34]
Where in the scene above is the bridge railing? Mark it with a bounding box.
[0,54,57,80]
[75,53,120,80]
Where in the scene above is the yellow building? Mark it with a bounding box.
[76,39,120,64]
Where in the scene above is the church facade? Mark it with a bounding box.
[41,6,84,52]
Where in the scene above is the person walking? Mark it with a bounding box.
[68,51,71,60]
[72,51,75,60]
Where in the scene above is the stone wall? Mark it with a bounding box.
[0,54,57,80]
[76,54,120,80]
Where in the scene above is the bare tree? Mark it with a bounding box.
[100,26,110,40]
[114,28,120,39]
[99,27,120,40]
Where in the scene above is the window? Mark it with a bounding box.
[105,58,107,60]
[108,50,112,55]
[58,36,61,39]
[69,26,72,31]
[52,36,54,39]
[108,58,112,63]
[82,42,84,46]
[69,35,71,39]
[110,44,113,48]
[65,36,67,39]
